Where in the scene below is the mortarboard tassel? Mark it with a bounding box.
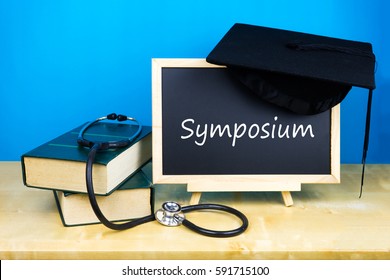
[286,41,375,197]
[360,89,373,198]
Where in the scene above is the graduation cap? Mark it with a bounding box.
[206,23,376,197]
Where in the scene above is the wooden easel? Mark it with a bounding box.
[188,180,298,207]
[280,191,294,207]
[189,191,293,207]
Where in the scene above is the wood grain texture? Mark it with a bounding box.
[1,162,390,260]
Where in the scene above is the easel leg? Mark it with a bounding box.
[281,191,293,207]
[189,192,202,205]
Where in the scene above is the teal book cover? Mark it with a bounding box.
[21,122,152,195]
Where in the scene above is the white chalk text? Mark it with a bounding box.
[180,116,315,147]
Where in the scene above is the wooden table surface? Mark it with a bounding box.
[1,162,390,259]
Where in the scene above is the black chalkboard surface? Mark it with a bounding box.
[152,59,340,192]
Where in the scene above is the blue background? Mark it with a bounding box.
[1,0,389,162]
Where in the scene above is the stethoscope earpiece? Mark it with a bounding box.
[77,113,142,150]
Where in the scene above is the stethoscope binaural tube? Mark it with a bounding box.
[80,114,249,237]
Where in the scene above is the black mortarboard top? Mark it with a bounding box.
[206,23,376,196]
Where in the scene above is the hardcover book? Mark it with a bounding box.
[53,165,154,226]
[21,122,152,195]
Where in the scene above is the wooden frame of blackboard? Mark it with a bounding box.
[152,58,340,206]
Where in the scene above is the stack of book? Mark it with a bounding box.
[21,121,153,226]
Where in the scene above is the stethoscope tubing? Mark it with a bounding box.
[86,144,248,237]
[86,143,156,231]
[181,204,249,237]
[81,114,248,237]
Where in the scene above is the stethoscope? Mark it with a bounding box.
[77,113,248,237]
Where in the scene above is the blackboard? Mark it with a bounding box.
[152,59,340,192]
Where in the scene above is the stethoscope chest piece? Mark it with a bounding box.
[155,201,185,227]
